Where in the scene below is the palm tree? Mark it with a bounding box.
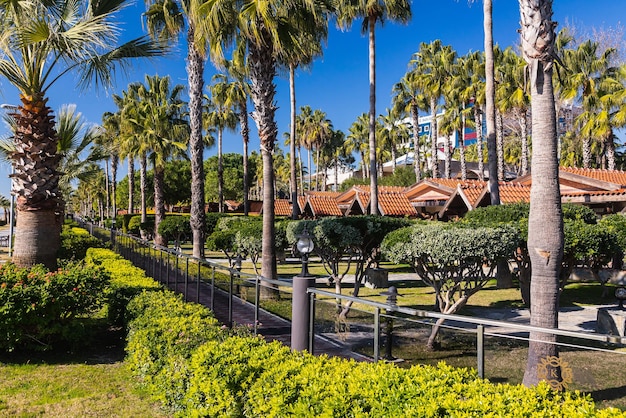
[392,71,428,181]
[412,40,456,180]
[457,50,486,180]
[378,107,408,175]
[205,75,238,213]
[195,0,329,288]
[145,0,209,258]
[562,40,618,168]
[519,0,564,388]
[99,111,122,219]
[484,0,500,204]
[56,105,103,202]
[336,0,412,215]
[345,113,370,179]
[497,47,530,175]
[0,0,164,269]
[133,75,189,246]
[222,58,253,215]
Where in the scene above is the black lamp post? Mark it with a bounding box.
[296,228,315,276]
[291,228,316,351]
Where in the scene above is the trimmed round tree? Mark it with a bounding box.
[382,223,519,350]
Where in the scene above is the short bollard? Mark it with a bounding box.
[380,286,401,361]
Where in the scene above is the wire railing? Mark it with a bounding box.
[84,221,626,383]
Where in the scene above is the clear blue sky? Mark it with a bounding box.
[0,0,624,199]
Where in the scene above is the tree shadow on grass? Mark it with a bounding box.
[0,322,126,366]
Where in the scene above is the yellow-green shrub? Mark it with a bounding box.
[85,248,162,324]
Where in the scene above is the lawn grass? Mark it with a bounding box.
[0,324,166,417]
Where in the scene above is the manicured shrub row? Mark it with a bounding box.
[125,289,625,417]
[84,248,162,325]
[0,262,109,351]
[58,224,105,261]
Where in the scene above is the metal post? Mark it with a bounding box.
[291,275,316,351]
[477,324,485,379]
[166,253,170,287]
[374,307,380,362]
[308,292,316,354]
[158,249,163,283]
[254,276,260,335]
[211,266,215,311]
[184,257,189,301]
[196,261,201,304]
[228,271,234,327]
[175,253,179,293]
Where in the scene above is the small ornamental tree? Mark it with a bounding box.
[598,213,626,269]
[382,223,519,350]
[287,216,412,316]
[157,215,192,250]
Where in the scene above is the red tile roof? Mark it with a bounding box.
[560,167,626,186]
[377,192,417,216]
[306,195,343,217]
[274,199,292,216]
[499,182,531,204]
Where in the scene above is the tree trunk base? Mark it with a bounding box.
[13,209,62,270]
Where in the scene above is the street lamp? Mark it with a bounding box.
[292,227,316,352]
[296,228,314,277]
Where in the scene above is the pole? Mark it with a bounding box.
[291,274,315,351]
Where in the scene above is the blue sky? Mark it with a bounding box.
[0,0,625,198]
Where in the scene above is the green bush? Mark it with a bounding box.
[58,225,105,261]
[0,262,109,351]
[125,291,224,411]
[84,248,162,325]
[157,215,191,244]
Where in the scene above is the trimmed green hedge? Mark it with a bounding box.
[84,248,162,325]
[123,283,625,417]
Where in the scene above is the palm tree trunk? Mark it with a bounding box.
[111,153,118,219]
[582,138,591,169]
[153,165,166,246]
[484,0,500,204]
[289,64,299,219]
[104,159,110,218]
[128,155,135,214]
[459,127,467,181]
[368,19,379,216]
[607,131,616,170]
[474,104,484,180]
[520,0,564,388]
[520,110,529,176]
[218,128,224,213]
[410,105,422,181]
[430,98,439,179]
[496,110,504,181]
[444,130,451,179]
[307,149,312,191]
[240,103,250,216]
[188,25,206,259]
[140,152,147,224]
[249,39,278,298]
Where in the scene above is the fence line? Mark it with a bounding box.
[84,222,626,379]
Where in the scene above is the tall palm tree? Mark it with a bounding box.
[562,40,617,169]
[412,40,456,179]
[0,0,164,269]
[484,0,500,204]
[222,58,253,215]
[195,0,329,288]
[133,75,189,246]
[378,107,408,175]
[345,113,370,179]
[458,50,486,180]
[205,75,238,213]
[145,0,209,258]
[336,0,412,215]
[497,47,530,175]
[519,0,564,388]
[99,111,122,219]
[392,71,428,181]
